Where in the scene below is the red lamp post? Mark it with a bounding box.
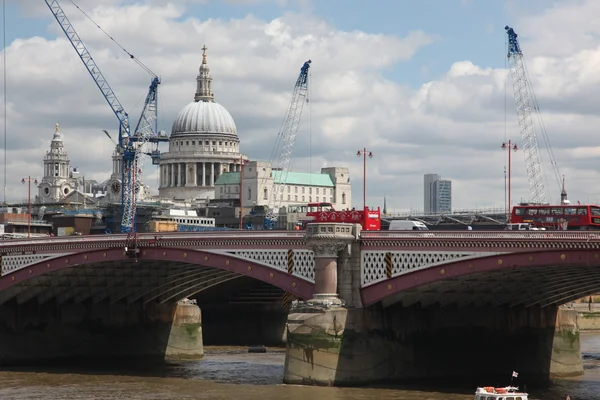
[356,148,373,210]
[501,140,518,223]
[234,157,250,230]
[21,176,38,238]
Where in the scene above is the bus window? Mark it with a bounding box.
[526,208,538,215]
[538,208,550,215]
[565,207,576,215]
[551,208,563,215]
[591,207,600,216]
[577,207,588,215]
[514,207,525,216]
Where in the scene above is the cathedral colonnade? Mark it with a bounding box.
[160,161,241,188]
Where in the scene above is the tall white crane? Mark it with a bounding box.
[505,25,561,205]
[263,60,311,230]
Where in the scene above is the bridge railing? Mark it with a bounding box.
[0,230,306,248]
[360,231,600,240]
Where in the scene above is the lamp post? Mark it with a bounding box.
[356,148,373,210]
[501,140,518,223]
[21,176,38,238]
[235,157,250,230]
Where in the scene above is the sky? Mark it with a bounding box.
[1,0,600,213]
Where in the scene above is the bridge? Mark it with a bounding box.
[0,225,597,384]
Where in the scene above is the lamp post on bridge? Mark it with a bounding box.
[356,148,373,210]
[21,176,38,238]
[234,156,250,230]
[502,140,518,223]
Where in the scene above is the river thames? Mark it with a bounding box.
[0,333,598,399]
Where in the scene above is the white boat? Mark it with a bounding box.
[474,386,528,400]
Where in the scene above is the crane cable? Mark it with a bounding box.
[67,0,156,78]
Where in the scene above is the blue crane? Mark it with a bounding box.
[45,0,168,232]
[262,60,311,230]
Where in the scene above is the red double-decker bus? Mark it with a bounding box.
[511,204,600,230]
[300,202,381,231]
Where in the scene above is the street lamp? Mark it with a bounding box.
[501,140,518,223]
[356,148,373,210]
[234,157,250,230]
[21,176,38,238]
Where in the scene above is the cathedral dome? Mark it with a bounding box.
[171,101,237,137]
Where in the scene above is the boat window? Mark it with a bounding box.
[565,207,576,215]
[538,208,549,215]
[551,207,563,215]
[526,209,538,215]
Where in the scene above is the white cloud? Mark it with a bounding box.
[1,0,600,212]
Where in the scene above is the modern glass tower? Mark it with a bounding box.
[424,173,452,214]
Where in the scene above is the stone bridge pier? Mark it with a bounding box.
[283,223,583,386]
[0,299,203,365]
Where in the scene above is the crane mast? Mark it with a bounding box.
[46,0,166,232]
[505,25,547,205]
[264,60,311,230]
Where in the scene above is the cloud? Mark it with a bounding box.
[1,0,599,212]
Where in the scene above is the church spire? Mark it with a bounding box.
[195,45,214,102]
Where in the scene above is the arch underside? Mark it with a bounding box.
[0,260,244,306]
[368,252,600,308]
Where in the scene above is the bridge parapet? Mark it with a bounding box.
[0,231,314,283]
[358,231,600,289]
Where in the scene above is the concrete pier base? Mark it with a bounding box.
[283,305,583,386]
[0,300,203,365]
[284,306,390,386]
[550,308,583,378]
[165,301,204,361]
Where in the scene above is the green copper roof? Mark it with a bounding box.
[215,171,334,187]
[272,171,333,187]
[215,172,240,185]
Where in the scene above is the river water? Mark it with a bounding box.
[0,334,599,399]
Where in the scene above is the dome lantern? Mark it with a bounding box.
[194,45,214,102]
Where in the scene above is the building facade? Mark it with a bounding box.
[424,173,452,214]
[158,46,247,202]
[215,161,352,211]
